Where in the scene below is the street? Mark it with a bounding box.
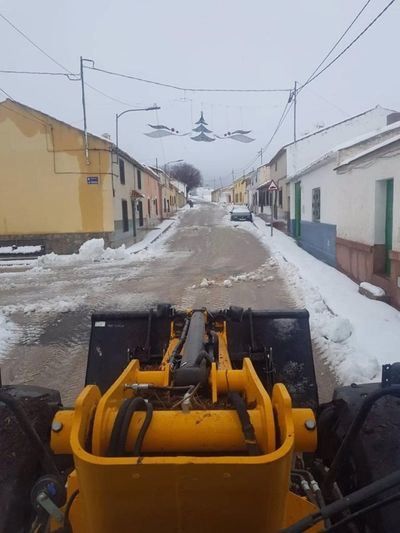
[0,202,335,404]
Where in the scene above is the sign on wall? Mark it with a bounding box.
[87,176,99,185]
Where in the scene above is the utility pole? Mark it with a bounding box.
[80,56,89,164]
[293,81,298,143]
[258,148,263,165]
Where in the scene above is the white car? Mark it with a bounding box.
[230,206,253,222]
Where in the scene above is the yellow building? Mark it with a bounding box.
[233,177,248,205]
[0,99,160,253]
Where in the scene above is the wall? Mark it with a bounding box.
[269,151,289,219]
[141,169,162,227]
[0,101,113,239]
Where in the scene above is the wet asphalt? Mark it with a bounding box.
[0,202,335,403]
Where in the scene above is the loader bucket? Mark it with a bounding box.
[225,308,318,410]
[85,305,173,393]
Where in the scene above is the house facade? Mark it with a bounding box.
[0,99,163,253]
[211,184,233,203]
[233,177,248,204]
[287,118,400,307]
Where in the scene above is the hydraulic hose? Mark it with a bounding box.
[0,391,60,479]
[108,397,153,457]
[228,392,260,456]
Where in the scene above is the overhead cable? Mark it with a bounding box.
[299,0,397,90]
[302,0,373,89]
[86,65,292,93]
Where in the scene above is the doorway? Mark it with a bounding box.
[131,200,137,237]
[137,201,144,227]
[385,179,394,274]
[294,182,301,238]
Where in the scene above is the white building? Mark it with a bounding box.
[267,106,396,232]
[287,117,400,307]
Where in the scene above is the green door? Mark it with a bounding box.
[385,179,394,274]
[295,182,301,238]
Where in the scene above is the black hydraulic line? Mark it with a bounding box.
[107,398,131,456]
[169,317,190,368]
[323,385,400,493]
[143,308,153,357]
[281,469,400,533]
[108,397,153,456]
[117,397,152,456]
[0,391,60,479]
[132,401,154,456]
[228,392,260,456]
[323,491,400,532]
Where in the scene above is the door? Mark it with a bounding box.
[138,201,144,227]
[131,200,137,237]
[385,179,394,274]
[295,182,301,238]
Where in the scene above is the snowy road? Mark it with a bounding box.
[0,203,335,403]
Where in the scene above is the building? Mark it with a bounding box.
[150,167,178,217]
[170,177,187,208]
[287,115,400,307]
[233,177,248,205]
[211,184,233,203]
[0,99,162,253]
[266,106,396,233]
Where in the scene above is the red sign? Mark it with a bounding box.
[268,180,278,192]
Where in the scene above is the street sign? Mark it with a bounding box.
[87,176,99,185]
[268,180,278,192]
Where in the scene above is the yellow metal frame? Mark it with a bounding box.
[50,317,318,533]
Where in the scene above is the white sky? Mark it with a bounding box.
[0,0,399,186]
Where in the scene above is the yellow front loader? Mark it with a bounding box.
[1,305,400,532]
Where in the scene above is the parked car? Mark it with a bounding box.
[230,205,253,222]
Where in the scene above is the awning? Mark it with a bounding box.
[130,190,145,199]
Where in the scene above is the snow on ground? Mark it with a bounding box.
[224,211,400,384]
[0,245,42,255]
[0,313,19,360]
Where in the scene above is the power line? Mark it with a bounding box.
[0,12,136,107]
[299,0,397,90]
[303,0,373,88]
[0,69,76,77]
[86,65,292,93]
[0,12,73,73]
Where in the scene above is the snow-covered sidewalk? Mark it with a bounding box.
[239,215,400,384]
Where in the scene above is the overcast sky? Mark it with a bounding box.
[0,0,399,186]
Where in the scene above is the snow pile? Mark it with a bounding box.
[37,239,132,268]
[199,278,215,288]
[223,279,233,288]
[0,313,19,359]
[2,295,86,315]
[359,281,385,297]
[237,214,400,384]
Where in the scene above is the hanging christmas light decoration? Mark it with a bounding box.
[143,111,255,142]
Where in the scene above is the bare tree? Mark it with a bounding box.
[168,162,203,191]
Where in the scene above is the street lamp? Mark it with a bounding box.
[116,105,160,149]
[164,159,183,171]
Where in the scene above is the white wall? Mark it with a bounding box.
[286,106,393,178]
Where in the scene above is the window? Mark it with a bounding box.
[121,199,129,232]
[312,188,321,222]
[164,198,167,212]
[137,169,142,189]
[274,160,277,171]
[278,188,283,208]
[148,198,151,216]
[154,198,158,216]
[119,159,125,185]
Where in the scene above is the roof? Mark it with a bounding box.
[267,105,397,165]
[0,98,145,170]
[335,133,400,169]
[288,119,400,179]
